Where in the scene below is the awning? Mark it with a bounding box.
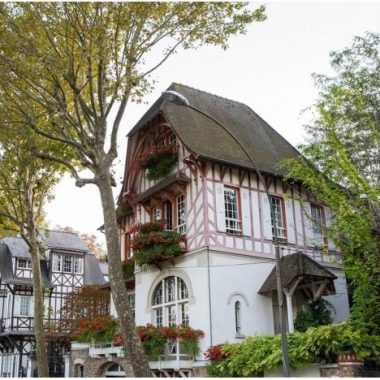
[258,251,337,295]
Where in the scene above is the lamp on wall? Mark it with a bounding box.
[162,90,291,377]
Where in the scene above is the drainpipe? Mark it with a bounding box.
[206,246,213,347]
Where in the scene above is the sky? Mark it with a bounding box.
[45,1,380,248]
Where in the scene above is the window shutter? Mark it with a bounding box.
[215,183,226,232]
[240,188,251,236]
[262,193,273,239]
[285,199,296,244]
[304,201,314,245]
[324,207,337,250]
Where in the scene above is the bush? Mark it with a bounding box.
[206,323,380,377]
[138,145,178,181]
[133,221,184,265]
[294,298,333,332]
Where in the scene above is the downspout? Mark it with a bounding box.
[206,246,213,347]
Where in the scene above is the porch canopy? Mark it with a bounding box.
[259,251,337,332]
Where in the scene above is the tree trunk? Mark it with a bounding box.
[27,230,50,377]
[97,167,152,377]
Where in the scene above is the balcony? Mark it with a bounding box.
[2,316,34,332]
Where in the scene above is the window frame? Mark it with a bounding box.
[152,276,189,328]
[164,200,173,231]
[73,256,84,274]
[63,255,73,273]
[310,203,327,245]
[176,194,186,235]
[52,254,62,272]
[235,300,242,335]
[17,258,32,269]
[270,196,287,241]
[19,296,31,317]
[224,186,242,235]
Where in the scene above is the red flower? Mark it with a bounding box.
[204,344,228,362]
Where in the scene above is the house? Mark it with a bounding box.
[0,230,106,377]
[71,83,350,377]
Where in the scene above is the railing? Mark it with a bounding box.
[2,316,34,331]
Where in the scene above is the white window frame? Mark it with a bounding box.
[52,254,62,272]
[176,194,186,235]
[152,276,189,327]
[17,258,32,269]
[73,256,83,274]
[311,204,323,238]
[63,255,73,273]
[164,201,173,231]
[19,296,31,317]
[270,196,287,240]
[224,187,241,235]
[153,207,162,222]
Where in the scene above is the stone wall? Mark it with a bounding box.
[69,348,134,377]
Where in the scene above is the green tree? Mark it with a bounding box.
[281,32,380,333]
[0,3,265,375]
[0,131,64,377]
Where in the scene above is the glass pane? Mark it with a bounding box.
[153,282,163,305]
[165,276,176,303]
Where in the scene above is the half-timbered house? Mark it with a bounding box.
[0,230,106,377]
[69,83,350,377]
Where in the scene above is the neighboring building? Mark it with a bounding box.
[0,230,106,377]
[71,83,350,377]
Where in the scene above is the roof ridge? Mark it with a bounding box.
[170,82,249,108]
[49,229,80,235]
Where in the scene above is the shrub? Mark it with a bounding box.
[133,221,184,265]
[138,145,178,181]
[205,323,380,377]
[75,316,118,343]
[122,257,135,278]
[294,298,333,332]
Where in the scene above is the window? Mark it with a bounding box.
[153,207,162,221]
[235,301,241,334]
[311,204,323,237]
[2,355,12,378]
[168,133,176,145]
[224,188,241,234]
[17,259,31,269]
[52,254,62,272]
[19,296,30,316]
[270,197,286,240]
[73,257,83,274]
[152,276,189,327]
[164,201,173,231]
[63,256,73,273]
[125,233,133,259]
[176,195,186,235]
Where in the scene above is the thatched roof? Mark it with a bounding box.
[259,251,337,294]
[129,83,300,175]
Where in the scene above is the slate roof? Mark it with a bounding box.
[259,252,337,294]
[128,83,300,175]
[0,232,105,287]
[84,254,107,285]
[0,244,53,288]
[44,230,88,252]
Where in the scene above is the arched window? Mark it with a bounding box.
[235,301,241,334]
[152,276,189,327]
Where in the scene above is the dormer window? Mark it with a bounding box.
[52,253,83,274]
[17,258,32,269]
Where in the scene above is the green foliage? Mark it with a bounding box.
[121,257,135,278]
[294,298,333,332]
[133,221,184,265]
[116,205,133,219]
[278,32,380,333]
[139,146,178,181]
[207,323,380,377]
[115,324,205,359]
